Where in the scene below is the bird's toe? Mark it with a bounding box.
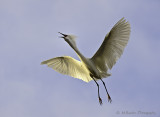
[99,97,103,105]
[107,94,112,103]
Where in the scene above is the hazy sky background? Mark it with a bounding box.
[0,0,160,117]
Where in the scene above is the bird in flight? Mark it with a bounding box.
[41,18,131,105]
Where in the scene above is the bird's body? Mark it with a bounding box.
[41,18,131,105]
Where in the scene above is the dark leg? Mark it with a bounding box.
[90,74,102,105]
[100,79,112,103]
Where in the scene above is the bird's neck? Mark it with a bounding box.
[67,41,86,61]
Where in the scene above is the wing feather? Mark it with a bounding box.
[41,56,92,82]
[91,18,131,72]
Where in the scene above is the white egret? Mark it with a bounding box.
[41,18,131,105]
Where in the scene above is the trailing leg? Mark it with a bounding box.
[100,79,112,103]
[90,74,102,105]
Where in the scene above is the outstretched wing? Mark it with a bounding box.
[41,56,92,82]
[91,18,131,72]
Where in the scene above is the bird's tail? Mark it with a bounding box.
[100,72,111,78]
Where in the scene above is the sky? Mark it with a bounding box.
[0,0,160,117]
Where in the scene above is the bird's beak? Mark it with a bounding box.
[58,32,68,38]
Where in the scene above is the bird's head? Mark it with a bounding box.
[59,32,77,48]
[59,32,77,40]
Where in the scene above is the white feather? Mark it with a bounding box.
[41,56,92,82]
[91,17,131,71]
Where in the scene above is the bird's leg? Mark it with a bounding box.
[100,79,112,103]
[94,79,102,105]
[90,74,102,105]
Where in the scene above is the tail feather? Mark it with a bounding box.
[100,72,111,78]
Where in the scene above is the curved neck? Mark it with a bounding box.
[67,41,86,61]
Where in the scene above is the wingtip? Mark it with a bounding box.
[41,61,45,65]
[121,17,125,20]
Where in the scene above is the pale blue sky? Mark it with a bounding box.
[0,0,160,117]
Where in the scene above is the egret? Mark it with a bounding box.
[41,18,131,105]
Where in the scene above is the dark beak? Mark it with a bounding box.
[58,32,68,38]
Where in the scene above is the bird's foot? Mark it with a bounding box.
[99,97,103,105]
[107,94,112,103]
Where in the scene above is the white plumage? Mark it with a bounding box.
[41,17,131,105]
[41,56,92,82]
